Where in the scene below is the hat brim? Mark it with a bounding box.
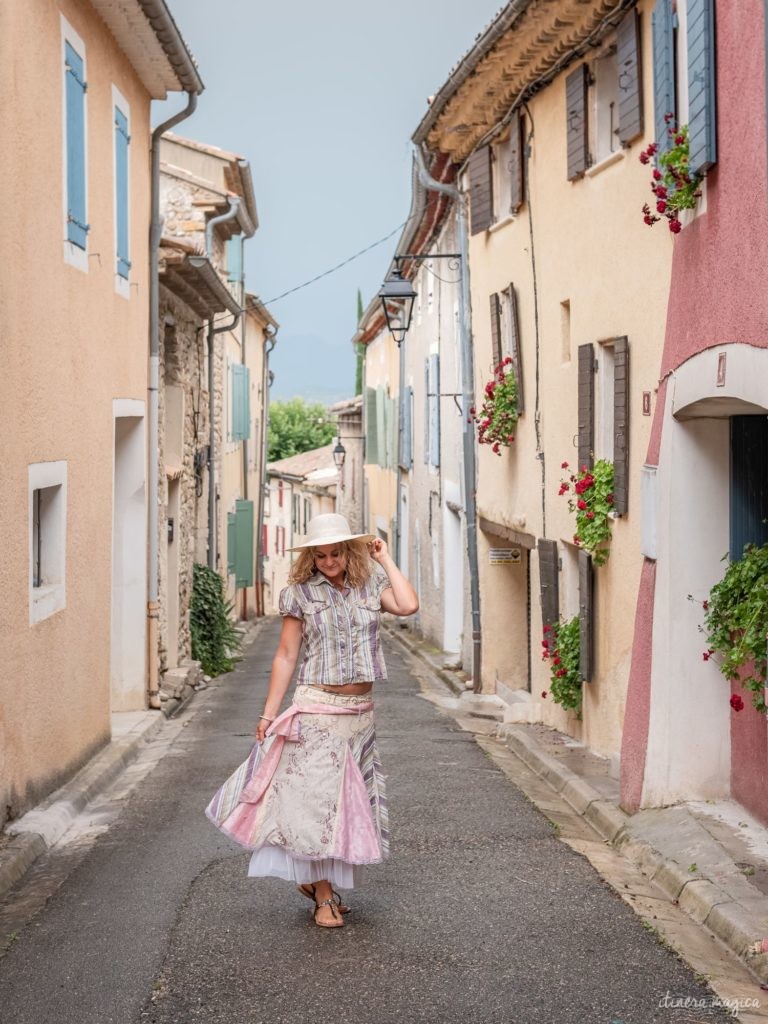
[287,531,374,551]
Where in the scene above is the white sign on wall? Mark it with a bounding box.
[489,547,521,565]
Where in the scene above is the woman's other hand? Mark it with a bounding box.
[255,718,271,743]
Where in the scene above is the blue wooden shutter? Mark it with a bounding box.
[400,385,413,470]
[65,41,88,248]
[652,0,676,154]
[687,0,717,174]
[227,238,243,283]
[114,107,130,278]
[429,354,440,468]
[235,499,254,587]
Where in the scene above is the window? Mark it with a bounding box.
[29,461,67,625]
[489,286,524,412]
[591,48,620,165]
[292,494,300,532]
[61,18,88,270]
[596,341,616,462]
[113,89,131,294]
[278,479,284,508]
[303,498,311,533]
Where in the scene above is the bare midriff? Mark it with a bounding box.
[308,681,373,695]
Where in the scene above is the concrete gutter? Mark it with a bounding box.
[386,623,768,984]
[137,0,204,95]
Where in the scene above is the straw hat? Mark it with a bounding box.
[288,513,373,550]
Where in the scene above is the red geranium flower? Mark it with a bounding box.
[730,694,744,712]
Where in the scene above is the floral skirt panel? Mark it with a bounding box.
[205,685,389,876]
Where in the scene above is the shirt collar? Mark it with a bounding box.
[308,569,350,594]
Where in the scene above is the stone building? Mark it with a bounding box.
[329,396,364,532]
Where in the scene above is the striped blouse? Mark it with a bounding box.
[279,568,391,685]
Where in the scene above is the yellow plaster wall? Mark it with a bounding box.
[363,330,399,542]
[0,0,153,819]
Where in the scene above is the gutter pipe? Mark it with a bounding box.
[148,90,198,710]
[205,199,242,571]
[413,144,482,693]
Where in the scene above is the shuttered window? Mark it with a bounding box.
[231,364,251,442]
[578,549,594,681]
[489,293,503,368]
[400,385,413,470]
[227,512,236,575]
[613,337,630,515]
[565,64,590,180]
[365,386,379,465]
[617,8,644,143]
[468,146,493,234]
[234,499,254,588]
[428,354,441,468]
[64,40,88,249]
[114,106,130,278]
[578,343,595,471]
[509,109,524,212]
[538,539,560,629]
[652,0,676,154]
[687,0,717,174]
[504,285,524,414]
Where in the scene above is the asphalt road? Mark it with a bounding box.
[0,620,733,1024]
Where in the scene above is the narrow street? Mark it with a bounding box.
[0,625,736,1024]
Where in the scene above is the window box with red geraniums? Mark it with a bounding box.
[469,356,518,456]
[541,617,582,713]
[558,459,615,567]
[640,114,704,235]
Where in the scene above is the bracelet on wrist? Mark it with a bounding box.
[259,715,274,722]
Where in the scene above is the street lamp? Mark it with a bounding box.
[377,268,416,346]
[332,439,346,470]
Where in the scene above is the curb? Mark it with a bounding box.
[383,622,468,697]
[389,626,768,983]
[0,617,267,903]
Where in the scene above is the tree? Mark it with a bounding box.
[267,398,335,462]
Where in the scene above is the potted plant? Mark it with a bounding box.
[558,460,615,566]
[469,356,518,455]
[640,114,704,234]
[541,618,582,712]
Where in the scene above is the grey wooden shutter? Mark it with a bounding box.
[489,293,502,368]
[468,146,493,234]
[566,64,590,180]
[423,359,430,464]
[507,285,524,414]
[578,549,594,681]
[652,0,676,155]
[613,337,630,516]
[376,388,386,468]
[400,386,413,470]
[578,343,595,471]
[509,108,524,212]
[687,0,717,174]
[365,386,379,465]
[429,354,441,467]
[538,539,560,628]
[617,8,644,144]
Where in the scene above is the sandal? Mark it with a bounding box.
[297,883,351,914]
[313,897,344,928]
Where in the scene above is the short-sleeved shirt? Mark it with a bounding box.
[279,568,391,685]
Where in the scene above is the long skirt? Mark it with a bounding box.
[205,684,389,889]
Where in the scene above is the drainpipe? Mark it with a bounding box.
[395,337,405,564]
[147,90,198,710]
[413,145,482,693]
[255,329,278,616]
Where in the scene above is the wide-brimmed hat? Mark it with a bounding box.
[288,513,373,550]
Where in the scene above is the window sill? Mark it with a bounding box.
[488,214,517,234]
[115,274,130,300]
[63,240,88,273]
[585,149,625,178]
[30,582,66,625]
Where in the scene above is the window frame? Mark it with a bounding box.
[29,461,68,625]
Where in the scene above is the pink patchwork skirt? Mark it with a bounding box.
[205,685,389,889]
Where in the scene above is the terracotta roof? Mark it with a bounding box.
[267,443,337,480]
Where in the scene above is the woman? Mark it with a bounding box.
[206,513,418,928]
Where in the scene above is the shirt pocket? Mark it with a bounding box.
[302,599,330,623]
[352,596,380,628]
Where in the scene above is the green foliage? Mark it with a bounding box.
[469,357,518,454]
[559,459,615,566]
[702,543,768,714]
[190,563,243,676]
[542,617,582,712]
[267,398,335,462]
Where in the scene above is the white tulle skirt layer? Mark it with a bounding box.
[247,843,360,888]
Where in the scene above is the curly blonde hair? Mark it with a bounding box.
[288,538,374,588]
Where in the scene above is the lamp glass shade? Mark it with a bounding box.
[332,440,346,470]
[378,269,416,345]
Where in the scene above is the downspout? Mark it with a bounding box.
[237,238,248,622]
[205,198,242,571]
[148,90,198,710]
[255,328,278,616]
[395,338,405,564]
[414,145,482,693]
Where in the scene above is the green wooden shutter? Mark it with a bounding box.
[365,386,379,465]
[687,0,717,174]
[617,8,644,144]
[227,512,236,575]
[235,499,254,587]
[65,41,88,248]
[114,108,130,278]
[652,0,676,154]
[232,364,250,442]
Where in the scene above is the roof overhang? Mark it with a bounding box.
[160,246,241,318]
[91,0,203,99]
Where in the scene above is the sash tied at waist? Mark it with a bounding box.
[239,700,373,805]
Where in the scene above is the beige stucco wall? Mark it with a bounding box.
[0,0,153,822]
[468,0,672,756]
[363,329,399,544]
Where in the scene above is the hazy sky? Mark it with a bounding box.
[166,0,503,405]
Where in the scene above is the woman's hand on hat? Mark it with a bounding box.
[368,538,388,563]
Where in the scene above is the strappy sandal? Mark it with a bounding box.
[297,883,351,914]
[313,896,344,928]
